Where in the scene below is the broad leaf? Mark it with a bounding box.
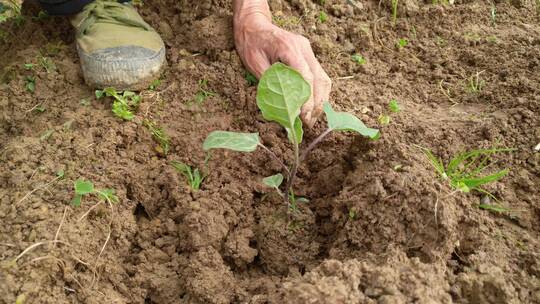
[323,102,379,139]
[256,63,311,144]
[74,180,94,195]
[286,117,303,144]
[262,174,284,189]
[203,131,260,152]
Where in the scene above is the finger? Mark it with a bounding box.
[245,49,272,79]
[278,48,315,126]
[299,37,332,127]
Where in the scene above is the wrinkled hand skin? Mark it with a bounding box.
[233,0,332,127]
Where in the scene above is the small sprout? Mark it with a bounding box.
[143,119,170,155]
[378,114,391,125]
[348,209,357,220]
[421,146,514,201]
[72,179,119,207]
[38,56,56,73]
[171,160,207,191]
[193,79,216,104]
[40,129,54,141]
[351,54,367,65]
[318,11,328,23]
[25,76,35,93]
[34,105,46,113]
[245,71,258,86]
[96,88,142,120]
[203,63,379,210]
[56,170,65,179]
[23,63,34,70]
[490,5,496,26]
[148,79,161,90]
[391,0,399,23]
[396,38,409,49]
[389,99,401,113]
[393,164,403,171]
[467,71,485,93]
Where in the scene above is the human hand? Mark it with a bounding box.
[233,1,332,127]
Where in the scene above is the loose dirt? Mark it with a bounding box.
[1,0,539,303]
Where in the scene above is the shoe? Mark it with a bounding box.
[71,0,165,90]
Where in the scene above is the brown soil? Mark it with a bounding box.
[1,0,539,303]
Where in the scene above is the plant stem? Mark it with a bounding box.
[258,143,290,175]
[300,128,332,162]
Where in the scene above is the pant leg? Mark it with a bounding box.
[38,0,93,15]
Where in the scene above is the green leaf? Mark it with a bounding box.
[286,117,303,144]
[351,54,366,65]
[262,174,284,189]
[203,131,260,152]
[461,169,509,189]
[71,194,82,207]
[389,99,401,113]
[323,102,379,139]
[74,180,94,195]
[98,188,119,204]
[256,63,311,143]
[171,160,192,175]
[95,90,104,99]
[378,114,391,125]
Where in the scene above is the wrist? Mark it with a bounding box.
[233,0,272,28]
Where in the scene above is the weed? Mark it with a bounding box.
[244,71,258,86]
[389,99,401,113]
[0,0,23,25]
[35,105,46,113]
[378,114,390,125]
[421,146,514,200]
[25,76,35,93]
[396,38,408,49]
[391,0,399,23]
[466,71,485,93]
[148,79,161,90]
[351,54,367,65]
[23,63,34,70]
[348,209,357,220]
[318,11,328,23]
[171,160,207,191]
[203,63,379,210]
[96,88,142,120]
[143,119,170,154]
[72,179,119,207]
[37,56,56,73]
[193,79,216,104]
[490,5,496,26]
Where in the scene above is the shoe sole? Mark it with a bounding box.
[78,45,166,91]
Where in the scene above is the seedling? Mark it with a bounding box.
[171,160,207,191]
[143,119,170,154]
[203,63,379,210]
[25,76,35,93]
[148,79,161,90]
[391,0,399,23]
[193,79,216,104]
[351,54,367,65]
[466,71,485,93]
[389,99,401,113]
[318,11,328,23]
[96,87,142,120]
[421,146,514,200]
[396,38,409,49]
[244,71,258,86]
[72,179,119,207]
[378,114,390,125]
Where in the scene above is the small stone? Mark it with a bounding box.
[480,195,491,205]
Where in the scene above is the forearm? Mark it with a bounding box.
[233,0,272,25]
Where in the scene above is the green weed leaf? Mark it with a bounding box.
[71,194,82,207]
[203,131,260,152]
[323,102,379,139]
[389,99,401,113]
[98,189,119,204]
[263,174,284,189]
[256,63,310,144]
[74,180,94,195]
